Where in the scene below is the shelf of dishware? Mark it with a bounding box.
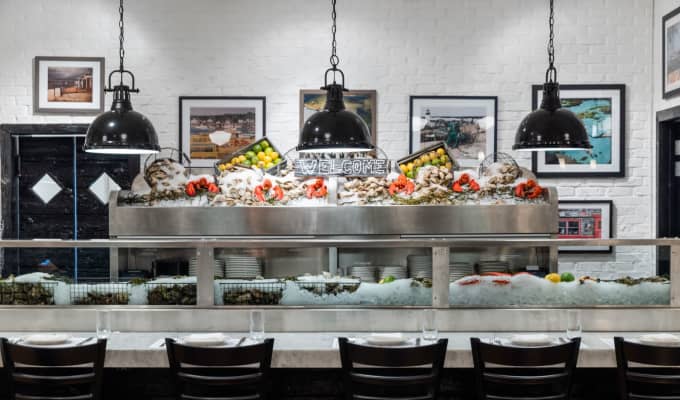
[0,237,676,308]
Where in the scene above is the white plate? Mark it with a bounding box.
[23,333,71,346]
[181,333,228,347]
[365,333,407,346]
[638,334,680,346]
[510,334,553,346]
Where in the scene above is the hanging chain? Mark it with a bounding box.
[329,0,339,70]
[546,0,557,83]
[118,0,125,84]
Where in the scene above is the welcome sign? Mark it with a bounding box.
[294,159,390,177]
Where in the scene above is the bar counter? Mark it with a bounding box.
[0,331,647,368]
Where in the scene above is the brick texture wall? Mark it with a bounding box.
[0,0,656,277]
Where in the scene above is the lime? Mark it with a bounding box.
[431,159,441,166]
[260,140,270,149]
[242,160,252,166]
[560,272,575,282]
[252,144,263,153]
[383,275,396,283]
[264,147,273,155]
[245,151,256,158]
[544,273,561,283]
[250,156,259,165]
[406,171,414,179]
[273,158,282,164]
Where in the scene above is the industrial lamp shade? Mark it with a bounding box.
[297,83,373,153]
[513,83,592,151]
[84,86,160,155]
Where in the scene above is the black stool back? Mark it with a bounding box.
[470,337,580,400]
[615,336,680,400]
[0,337,107,400]
[338,337,448,400]
[165,337,274,400]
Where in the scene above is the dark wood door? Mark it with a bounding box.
[2,124,139,281]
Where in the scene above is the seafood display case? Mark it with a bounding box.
[103,146,571,306]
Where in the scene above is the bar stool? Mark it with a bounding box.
[165,337,274,400]
[0,337,107,400]
[615,336,680,400]
[470,337,580,400]
[338,337,448,400]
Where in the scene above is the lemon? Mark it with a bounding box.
[225,163,232,169]
[265,162,274,169]
[421,155,430,163]
[413,159,423,167]
[264,155,273,163]
[238,155,247,163]
[445,162,453,169]
[257,161,266,168]
[429,151,437,159]
[257,152,266,161]
[436,148,445,156]
[407,162,414,171]
[218,164,225,171]
[231,157,239,164]
[271,151,279,160]
[400,164,408,173]
[440,155,448,163]
[545,273,561,283]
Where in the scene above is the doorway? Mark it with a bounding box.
[656,106,680,275]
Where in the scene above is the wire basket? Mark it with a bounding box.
[293,281,360,296]
[221,281,284,305]
[71,283,130,305]
[0,282,56,305]
[146,283,197,305]
[478,152,520,177]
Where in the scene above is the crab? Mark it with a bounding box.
[388,174,416,196]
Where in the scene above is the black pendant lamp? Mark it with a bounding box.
[297,0,373,153]
[513,0,591,152]
[84,0,160,155]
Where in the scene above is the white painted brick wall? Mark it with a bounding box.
[0,0,656,277]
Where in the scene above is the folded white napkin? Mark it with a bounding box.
[365,333,406,346]
[181,333,227,346]
[510,334,552,346]
[23,333,71,345]
[638,333,680,345]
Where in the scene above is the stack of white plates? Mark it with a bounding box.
[407,255,432,279]
[377,265,408,280]
[223,255,262,279]
[189,258,226,278]
[449,262,475,281]
[350,263,377,282]
[477,260,510,274]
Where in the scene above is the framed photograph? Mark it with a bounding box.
[531,84,625,178]
[33,56,105,114]
[300,89,377,145]
[663,6,680,99]
[558,200,613,253]
[179,96,266,167]
[409,96,497,168]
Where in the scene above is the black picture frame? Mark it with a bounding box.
[33,56,105,115]
[558,200,614,254]
[663,6,680,99]
[409,96,497,168]
[179,96,266,168]
[531,84,626,178]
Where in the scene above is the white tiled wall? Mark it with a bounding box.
[0,0,656,277]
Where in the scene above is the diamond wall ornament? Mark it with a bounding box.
[31,174,63,205]
[89,172,121,205]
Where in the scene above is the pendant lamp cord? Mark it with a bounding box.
[330,0,339,79]
[545,0,557,83]
[118,0,125,87]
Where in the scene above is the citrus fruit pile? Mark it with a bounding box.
[218,140,282,171]
[399,147,453,179]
